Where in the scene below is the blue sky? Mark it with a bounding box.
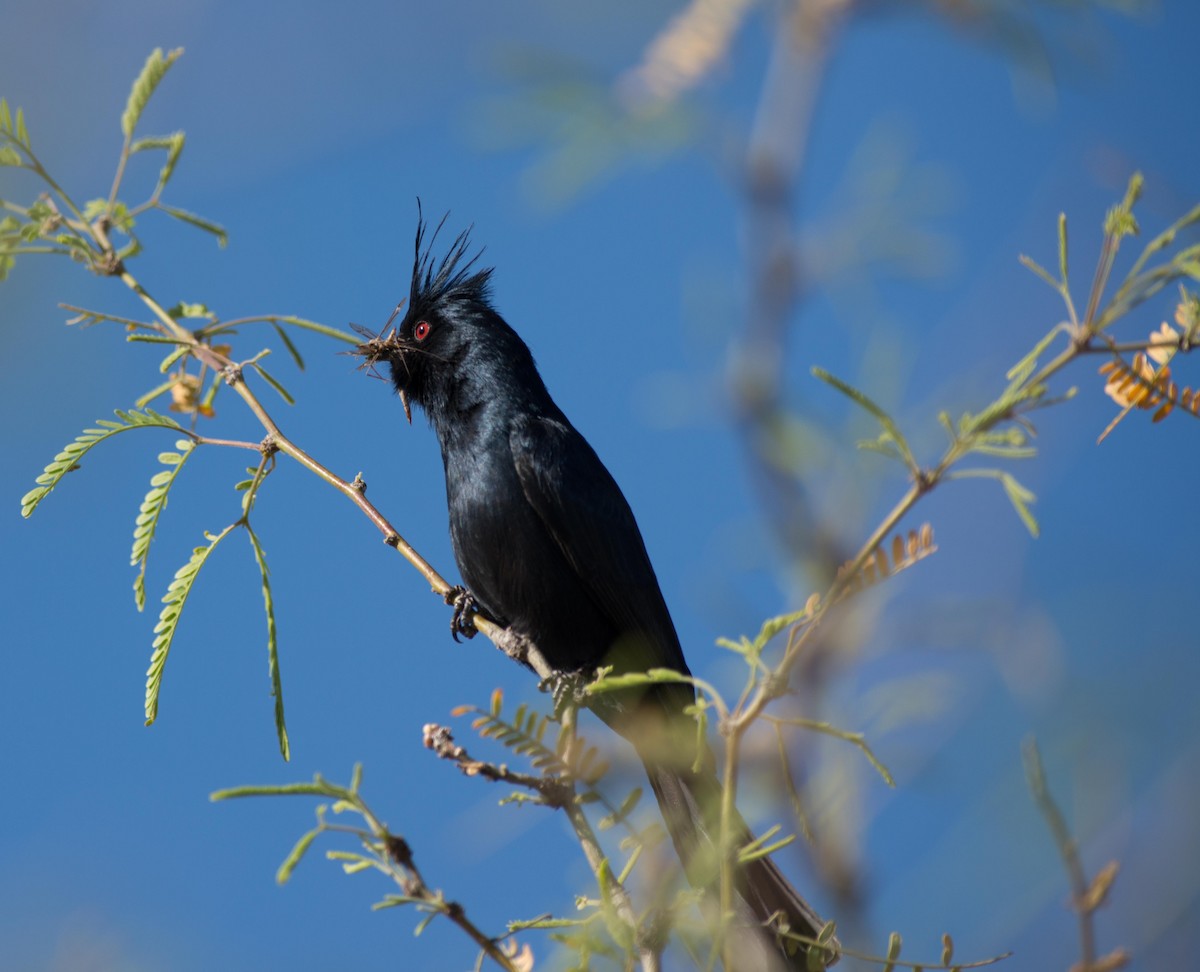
[2,2,1198,970]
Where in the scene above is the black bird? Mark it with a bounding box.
[358,215,836,969]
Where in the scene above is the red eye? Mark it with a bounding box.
[413,320,431,342]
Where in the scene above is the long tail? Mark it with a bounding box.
[644,760,838,969]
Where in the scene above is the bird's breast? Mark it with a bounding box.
[443,444,615,669]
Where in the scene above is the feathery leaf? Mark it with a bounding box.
[144,523,235,725]
[122,48,184,138]
[131,439,195,611]
[21,409,184,518]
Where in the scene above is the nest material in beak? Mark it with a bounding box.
[350,327,412,424]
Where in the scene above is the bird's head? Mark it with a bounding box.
[354,209,539,426]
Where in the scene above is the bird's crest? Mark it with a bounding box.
[350,204,495,385]
[410,203,493,317]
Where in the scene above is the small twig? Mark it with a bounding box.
[377,833,521,972]
[188,434,263,451]
[422,723,569,805]
[1022,737,1128,972]
[213,769,522,972]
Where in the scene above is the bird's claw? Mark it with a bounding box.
[542,670,591,719]
[446,586,479,641]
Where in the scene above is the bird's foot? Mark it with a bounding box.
[445,586,479,642]
[541,670,591,719]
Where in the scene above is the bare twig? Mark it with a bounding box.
[1022,738,1128,972]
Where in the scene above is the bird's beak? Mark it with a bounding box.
[399,387,412,424]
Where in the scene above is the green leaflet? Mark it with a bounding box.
[0,98,30,150]
[272,323,305,370]
[144,523,236,725]
[121,48,184,138]
[276,825,321,885]
[597,787,642,831]
[247,524,290,761]
[737,824,796,864]
[948,468,1040,538]
[128,131,188,194]
[249,360,295,405]
[20,408,185,518]
[463,695,609,786]
[157,203,228,247]
[812,366,917,473]
[131,439,196,611]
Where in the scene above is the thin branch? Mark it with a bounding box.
[379,833,523,972]
[1022,738,1128,972]
[422,723,570,803]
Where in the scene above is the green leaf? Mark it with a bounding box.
[211,777,339,801]
[158,131,185,189]
[811,366,916,472]
[158,203,227,247]
[1104,206,1139,240]
[134,377,181,409]
[1000,472,1039,538]
[122,48,184,138]
[109,202,134,234]
[1018,254,1060,292]
[0,99,10,134]
[239,460,270,518]
[0,146,21,167]
[856,434,904,462]
[115,234,143,262]
[276,826,321,885]
[272,323,305,370]
[1005,325,1064,388]
[616,842,643,885]
[250,361,295,405]
[131,439,196,611]
[372,894,426,912]
[277,315,360,345]
[949,468,1039,538]
[168,301,214,320]
[130,135,178,153]
[598,787,642,831]
[1127,203,1200,284]
[753,602,817,651]
[587,668,697,694]
[20,408,184,518]
[738,825,796,864]
[1121,170,1144,212]
[1057,212,1068,285]
[144,523,236,725]
[327,850,375,875]
[883,930,903,972]
[778,717,895,787]
[158,343,190,373]
[508,915,591,931]
[247,525,290,761]
[200,371,221,413]
[968,443,1037,459]
[15,107,28,146]
[132,132,187,190]
[1104,173,1143,241]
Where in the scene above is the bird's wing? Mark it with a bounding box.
[509,412,689,676]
